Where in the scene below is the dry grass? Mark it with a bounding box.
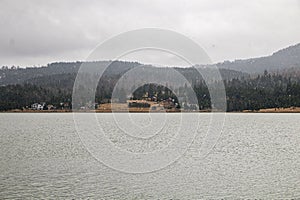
[258,107,300,113]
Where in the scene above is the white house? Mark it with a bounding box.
[31,103,45,110]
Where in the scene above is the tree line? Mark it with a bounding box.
[1,70,300,111]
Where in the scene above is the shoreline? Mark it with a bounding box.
[243,107,300,113]
[2,107,300,113]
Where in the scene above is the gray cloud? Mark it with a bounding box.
[0,0,300,66]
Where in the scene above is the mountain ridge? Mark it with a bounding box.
[1,43,300,86]
[215,43,300,73]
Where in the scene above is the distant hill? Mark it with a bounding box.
[0,61,140,86]
[215,43,300,73]
[1,43,300,86]
[0,61,247,86]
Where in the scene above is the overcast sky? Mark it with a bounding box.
[1,0,300,67]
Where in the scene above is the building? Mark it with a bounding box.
[31,102,45,110]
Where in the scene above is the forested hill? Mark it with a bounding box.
[215,43,300,73]
[1,43,299,86]
[0,60,247,86]
[1,42,300,112]
[0,61,141,86]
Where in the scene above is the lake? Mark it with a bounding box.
[0,113,299,199]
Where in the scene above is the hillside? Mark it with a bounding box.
[216,43,300,73]
[1,43,300,112]
[2,43,299,86]
[0,61,140,86]
[0,61,248,87]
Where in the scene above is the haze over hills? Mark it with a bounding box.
[0,43,300,86]
[0,60,248,86]
[0,61,141,86]
[215,43,300,74]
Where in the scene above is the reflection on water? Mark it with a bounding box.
[0,113,299,199]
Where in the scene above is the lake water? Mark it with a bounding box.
[0,113,299,199]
